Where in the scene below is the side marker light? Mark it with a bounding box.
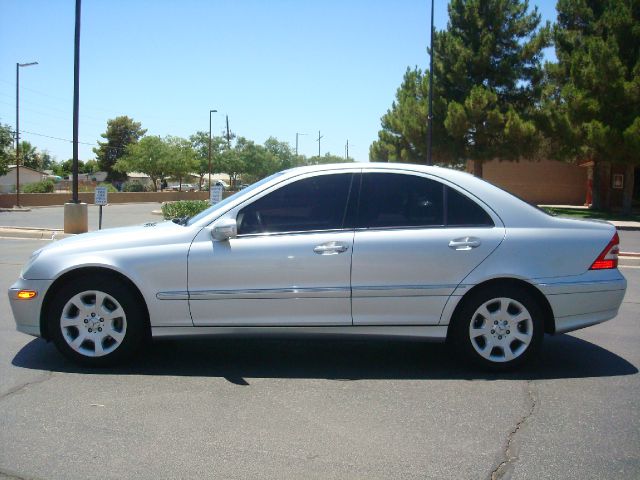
[17,290,37,300]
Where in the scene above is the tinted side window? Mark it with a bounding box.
[446,187,494,227]
[358,173,444,228]
[237,173,353,235]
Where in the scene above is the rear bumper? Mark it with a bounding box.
[8,278,53,338]
[536,272,626,334]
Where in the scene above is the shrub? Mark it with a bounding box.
[98,182,119,193]
[78,182,118,193]
[22,180,55,193]
[122,181,146,192]
[161,200,210,220]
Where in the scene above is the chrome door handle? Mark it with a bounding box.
[448,237,481,251]
[313,242,349,255]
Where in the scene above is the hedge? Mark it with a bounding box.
[161,200,210,220]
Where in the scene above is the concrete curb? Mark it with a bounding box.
[0,207,32,213]
[0,227,74,240]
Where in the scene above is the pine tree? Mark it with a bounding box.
[371,0,549,177]
[94,116,147,182]
[543,0,640,212]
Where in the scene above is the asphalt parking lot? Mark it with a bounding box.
[0,234,639,479]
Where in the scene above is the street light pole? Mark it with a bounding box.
[15,61,38,208]
[295,132,308,156]
[208,109,217,194]
[63,0,88,234]
[72,0,81,203]
[426,0,435,166]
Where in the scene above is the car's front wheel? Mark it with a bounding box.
[451,286,544,370]
[48,277,147,366]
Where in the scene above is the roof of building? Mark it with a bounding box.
[4,165,47,175]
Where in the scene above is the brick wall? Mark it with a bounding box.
[477,158,587,205]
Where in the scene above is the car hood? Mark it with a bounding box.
[21,221,199,281]
[42,220,195,255]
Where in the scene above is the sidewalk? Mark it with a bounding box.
[608,220,640,231]
[0,203,163,239]
[539,204,640,231]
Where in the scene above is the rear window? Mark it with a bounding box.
[357,172,494,228]
[446,187,494,226]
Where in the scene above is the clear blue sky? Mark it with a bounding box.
[0,0,557,165]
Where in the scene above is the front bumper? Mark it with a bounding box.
[8,277,54,337]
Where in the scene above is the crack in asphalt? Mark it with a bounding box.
[490,380,538,480]
[0,466,43,480]
[0,371,54,403]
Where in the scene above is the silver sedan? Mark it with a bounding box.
[8,163,626,369]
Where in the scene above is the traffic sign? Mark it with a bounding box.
[95,186,108,206]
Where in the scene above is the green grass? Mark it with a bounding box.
[543,207,640,222]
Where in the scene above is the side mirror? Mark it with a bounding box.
[211,218,237,242]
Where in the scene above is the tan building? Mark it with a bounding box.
[0,165,47,193]
[468,158,588,205]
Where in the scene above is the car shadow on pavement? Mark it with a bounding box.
[12,333,638,382]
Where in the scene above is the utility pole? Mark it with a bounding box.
[345,139,349,160]
[316,130,323,157]
[426,0,435,166]
[225,115,231,148]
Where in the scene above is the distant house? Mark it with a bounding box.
[127,172,153,188]
[0,165,47,194]
[81,171,108,182]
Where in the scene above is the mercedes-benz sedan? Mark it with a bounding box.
[9,163,626,369]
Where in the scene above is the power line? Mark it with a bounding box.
[0,77,118,116]
[21,129,96,146]
[19,129,126,154]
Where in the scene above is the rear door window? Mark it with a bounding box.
[357,173,444,228]
[357,172,494,229]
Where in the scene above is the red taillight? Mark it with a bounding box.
[590,232,619,270]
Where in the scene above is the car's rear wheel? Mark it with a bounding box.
[48,277,147,366]
[451,286,544,370]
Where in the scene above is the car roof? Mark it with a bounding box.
[192,162,553,229]
[281,162,552,227]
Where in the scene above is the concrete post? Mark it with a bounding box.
[64,202,88,234]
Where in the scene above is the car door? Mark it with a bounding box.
[351,171,505,325]
[188,171,357,326]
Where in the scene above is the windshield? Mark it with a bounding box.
[187,172,285,226]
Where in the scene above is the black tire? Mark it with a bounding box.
[450,285,544,371]
[48,276,147,367]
